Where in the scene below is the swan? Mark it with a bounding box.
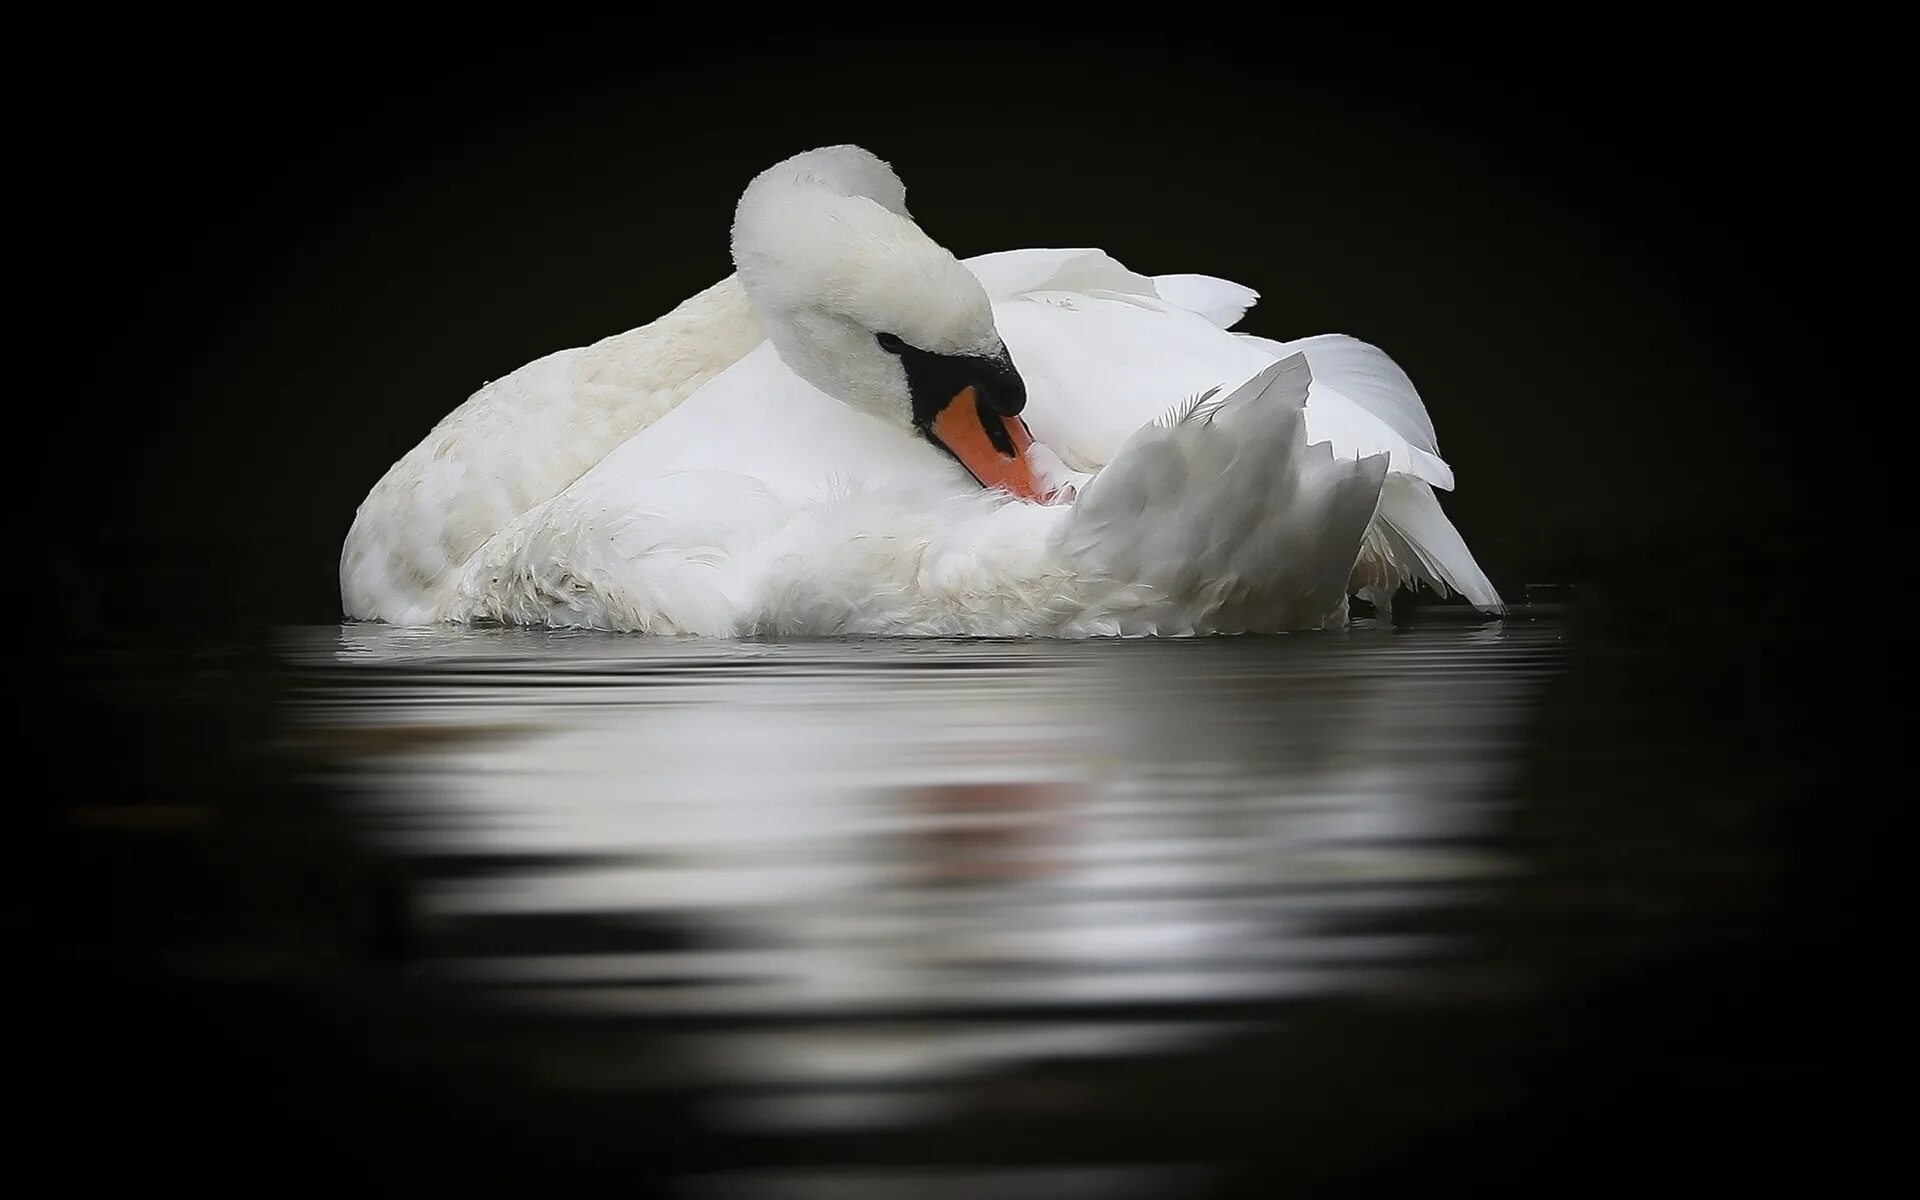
[340,146,1502,636]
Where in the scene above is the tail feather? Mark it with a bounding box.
[1371,475,1504,613]
[1240,332,1454,490]
[1068,355,1389,634]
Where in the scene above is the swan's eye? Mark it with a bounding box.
[875,332,907,354]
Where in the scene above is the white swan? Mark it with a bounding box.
[340,146,1501,636]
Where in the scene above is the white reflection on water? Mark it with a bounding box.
[284,620,1560,1140]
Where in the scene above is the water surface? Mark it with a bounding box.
[43,610,1855,1194]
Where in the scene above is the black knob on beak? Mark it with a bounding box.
[980,352,1027,417]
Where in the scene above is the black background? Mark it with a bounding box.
[30,20,1878,1193]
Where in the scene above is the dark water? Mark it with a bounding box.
[36,603,1873,1193]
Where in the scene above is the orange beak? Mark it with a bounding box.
[929,385,1057,504]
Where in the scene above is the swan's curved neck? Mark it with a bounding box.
[729,148,998,427]
[730,154,917,421]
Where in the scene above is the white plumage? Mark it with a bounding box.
[341,146,1501,636]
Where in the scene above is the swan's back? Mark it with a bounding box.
[970,247,1501,613]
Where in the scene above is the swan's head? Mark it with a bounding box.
[731,146,1051,502]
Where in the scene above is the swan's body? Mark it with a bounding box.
[342,147,1501,636]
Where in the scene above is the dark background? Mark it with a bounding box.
[31,21,1877,1193]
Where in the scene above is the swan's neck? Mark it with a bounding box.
[341,274,765,624]
[571,275,764,421]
